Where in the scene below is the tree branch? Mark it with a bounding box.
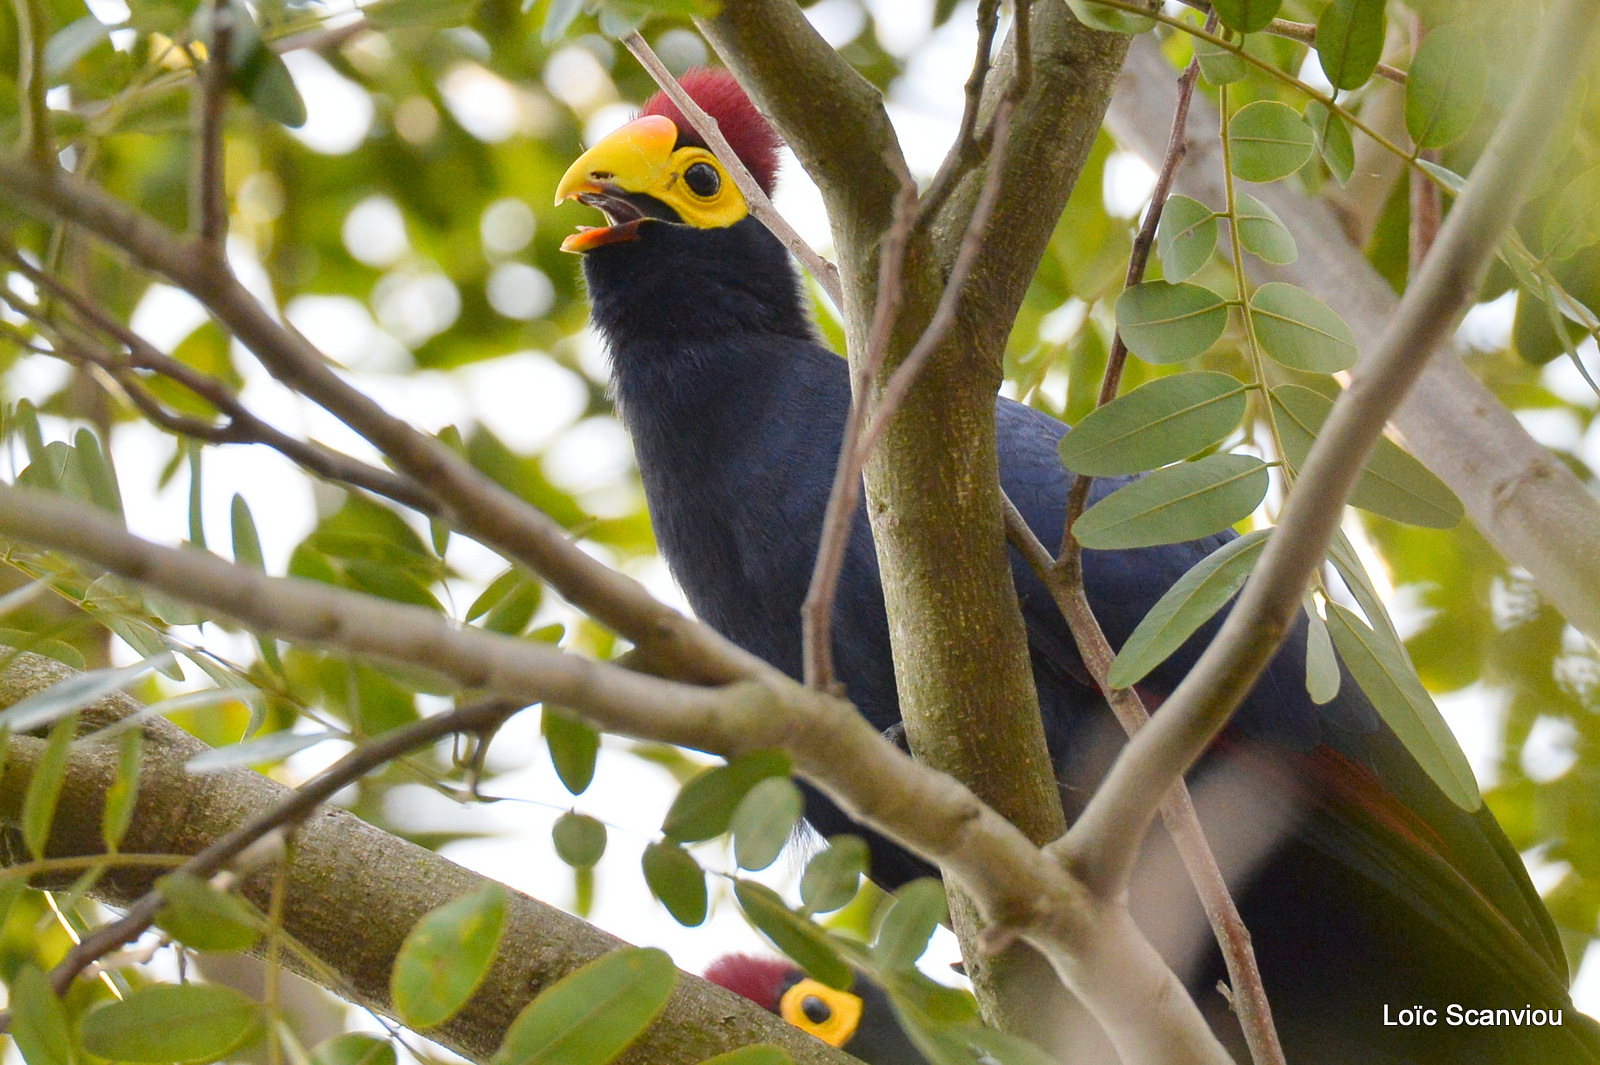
[0,484,1237,1065]
[193,0,232,251]
[0,653,858,1065]
[1077,0,1600,888]
[0,155,772,688]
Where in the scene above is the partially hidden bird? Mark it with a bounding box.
[704,954,928,1065]
[555,67,1598,1063]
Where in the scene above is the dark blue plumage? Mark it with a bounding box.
[567,77,1599,1062]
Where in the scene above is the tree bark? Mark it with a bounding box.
[0,652,858,1065]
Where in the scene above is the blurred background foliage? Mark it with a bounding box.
[2,0,1600,1055]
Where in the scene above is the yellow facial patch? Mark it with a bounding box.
[555,114,748,246]
[779,978,863,1048]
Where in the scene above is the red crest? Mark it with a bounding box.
[639,68,784,196]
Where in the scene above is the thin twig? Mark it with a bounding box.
[194,0,232,251]
[801,169,918,691]
[620,32,843,309]
[0,158,774,689]
[1005,500,1286,1065]
[801,103,1015,692]
[1061,14,1210,552]
[919,0,1003,222]
[11,0,52,160]
[36,697,522,1002]
[0,244,439,514]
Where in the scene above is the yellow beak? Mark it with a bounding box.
[554,115,678,252]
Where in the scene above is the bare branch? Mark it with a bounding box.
[1075,0,1600,897]
[193,0,232,251]
[919,0,1003,222]
[621,32,843,309]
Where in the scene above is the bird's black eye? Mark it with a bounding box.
[684,162,721,197]
[801,996,831,1024]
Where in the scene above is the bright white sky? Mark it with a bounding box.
[6,0,1600,1047]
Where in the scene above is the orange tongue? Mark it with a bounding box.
[561,218,647,253]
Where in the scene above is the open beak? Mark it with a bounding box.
[555,114,678,253]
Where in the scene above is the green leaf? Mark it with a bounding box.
[485,579,542,636]
[1416,159,1465,194]
[11,965,75,1065]
[155,872,262,952]
[735,880,853,990]
[78,984,266,1063]
[1405,25,1486,150]
[226,9,308,128]
[697,1047,794,1065]
[1234,194,1297,265]
[541,0,586,42]
[1115,281,1229,364]
[45,16,111,78]
[14,399,46,466]
[663,749,792,843]
[186,441,206,549]
[1316,0,1386,90]
[1060,371,1247,476]
[1154,195,1218,282]
[1227,101,1315,183]
[310,1034,398,1065]
[1325,603,1480,810]
[1107,530,1270,688]
[392,883,508,1029]
[1269,385,1463,528]
[102,728,143,851]
[1304,598,1341,705]
[800,835,870,914]
[1542,164,1600,261]
[731,776,804,871]
[185,729,335,772]
[1304,101,1355,186]
[231,494,265,571]
[1064,0,1155,34]
[642,840,708,926]
[874,878,948,971]
[1195,34,1249,85]
[1211,0,1280,34]
[1072,454,1269,550]
[1249,283,1358,372]
[468,567,522,622]
[72,430,124,521]
[492,948,677,1065]
[552,812,607,868]
[544,709,600,795]
[24,712,76,859]
[0,656,170,732]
